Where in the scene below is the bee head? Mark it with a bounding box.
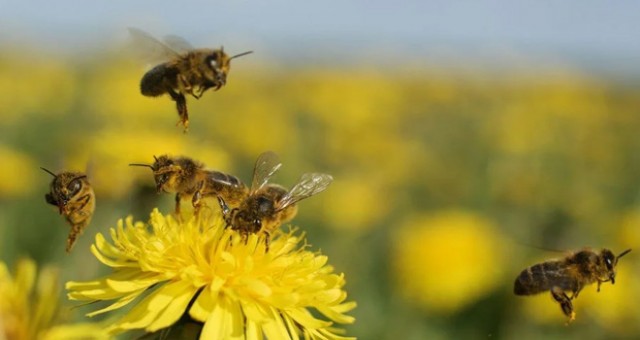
[41,168,86,214]
[130,155,179,193]
[206,48,253,88]
[602,248,632,284]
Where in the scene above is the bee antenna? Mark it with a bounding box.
[153,155,159,162]
[129,163,154,169]
[617,249,632,260]
[230,51,254,60]
[40,167,57,177]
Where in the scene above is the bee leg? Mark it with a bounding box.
[551,286,575,322]
[217,196,230,218]
[167,88,189,131]
[192,182,205,216]
[597,280,603,292]
[195,83,212,98]
[570,285,582,299]
[263,231,271,253]
[77,194,91,210]
[174,193,182,216]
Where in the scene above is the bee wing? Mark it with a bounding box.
[276,173,333,211]
[127,27,182,64]
[163,34,195,53]
[205,171,244,188]
[251,151,282,193]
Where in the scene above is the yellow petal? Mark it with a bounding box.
[107,281,189,333]
[66,279,131,301]
[245,318,264,340]
[287,308,332,330]
[15,258,37,295]
[201,295,243,340]
[91,244,136,268]
[244,279,272,298]
[146,281,198,332]
[94,232,124,260]
[86,289,146,317]
[189,288,214,322]
[261,306,291,340]
[282,313,301,340]
[317,304,356,325]
[240,300,270,324]
[106,271,164,293]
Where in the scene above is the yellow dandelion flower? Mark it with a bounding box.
[66,208,356,339]
[0,258,107,340]
[392,210,506,314]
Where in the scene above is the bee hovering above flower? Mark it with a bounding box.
[128,27,253,132]
[41,167,95,253]
[219,151,333,252]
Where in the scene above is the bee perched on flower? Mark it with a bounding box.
[66,208,356,339]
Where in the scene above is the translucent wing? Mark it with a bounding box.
[163,34,195,53]
[127,27,181,65]
[205,171,245,189]
[251,151,282,193]
[276,173,333,211]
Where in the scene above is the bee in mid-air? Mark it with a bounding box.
[129,155,248,215]
[128,27,253,131]
[218,151,333,252]
[41,167,96,253]
[514,248,632,322]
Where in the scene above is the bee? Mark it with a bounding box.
[218,151,333,252]
[514,248,632,322]
[41,167,96,253]
[128,27,253,131]
[129,155,248,215]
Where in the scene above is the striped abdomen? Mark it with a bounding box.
[140,63,178,97]
[514,261,577,295]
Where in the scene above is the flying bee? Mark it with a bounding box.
[514,248,632,322]
[129,155,248,215]
[41,167,95,253]
[128,27,253,131]
[218,151,333,252]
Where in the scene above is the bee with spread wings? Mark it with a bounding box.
[128,27,252,131]
[218,151,333,251]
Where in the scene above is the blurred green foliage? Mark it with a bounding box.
[0,49,639,339]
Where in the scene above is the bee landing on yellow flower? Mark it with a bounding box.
[0,258,107,340]
[66,208,356,339]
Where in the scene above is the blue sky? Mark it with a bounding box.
[0,1,638,72]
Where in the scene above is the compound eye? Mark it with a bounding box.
[67,180,81,195]
[605,257,613,270]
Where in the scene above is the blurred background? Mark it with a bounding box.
[1,1,640,339]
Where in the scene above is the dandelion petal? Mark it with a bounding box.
[147,281,199,332]
[201,295,244,340]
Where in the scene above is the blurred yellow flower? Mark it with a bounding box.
[0,145,37,198]
[392,210,505,314]
[67,208,356,339]
[0,54,77,124]
[0,258,106,340]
